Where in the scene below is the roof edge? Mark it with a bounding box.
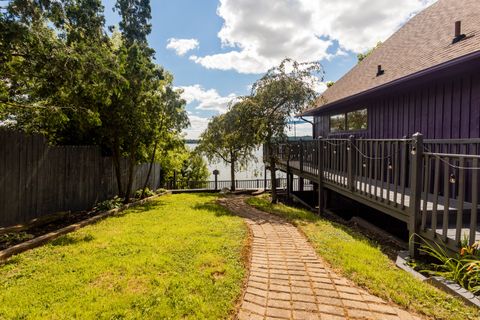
[301,49,480,116]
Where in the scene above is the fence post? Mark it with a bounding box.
[286,159,291,198]
[299,177,304,192]
[348,135,356,192]
[318,137,324,215]
[173,170,177,190]
[264,167,267,190]
[299,142,304,173]
[213,169,219,191]
[409,132,424,257]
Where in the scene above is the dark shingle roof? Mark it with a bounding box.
[305,0,480,115]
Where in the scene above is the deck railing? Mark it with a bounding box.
[420,149,480,248]
[266,135,480,255]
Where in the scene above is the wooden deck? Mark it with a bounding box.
[267,137,480,254]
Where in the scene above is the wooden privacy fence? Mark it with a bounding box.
[266,135,480,255]
[0,130,161,227]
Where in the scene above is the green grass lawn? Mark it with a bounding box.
[247,195,480,320]
[0,194,248,319]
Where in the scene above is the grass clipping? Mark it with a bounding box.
[246,195,479,320]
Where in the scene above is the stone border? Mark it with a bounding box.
[395,251,427,281]
[0,192,169,264]
[426,277,480,308]
[396,250,480,308]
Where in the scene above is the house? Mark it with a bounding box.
[302,0,480,140]
[267,0,480,256]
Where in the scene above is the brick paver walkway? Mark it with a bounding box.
[218,196,422,320]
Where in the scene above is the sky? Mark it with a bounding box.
[102,0,436,139]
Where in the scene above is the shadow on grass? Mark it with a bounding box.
[51,234,94,247]
[180,192,224,198]
[111,199,167,218]
[192,202,236,217]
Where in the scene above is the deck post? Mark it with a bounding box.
[299,177,304,192]
[409,132,424,257]
[348,135,356,192]
[317,137,324,215]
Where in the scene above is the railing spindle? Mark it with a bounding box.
[470,158,478,245]
[431,157,440,232]
[456,158,465,244]
[443,157,450,243]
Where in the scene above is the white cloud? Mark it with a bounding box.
[302,0,436,53]
[184,114,210,139]
[191,0,436,74]
[166,38,199,56]
[177,84,237,114]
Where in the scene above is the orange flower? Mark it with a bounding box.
[460,248,467,255]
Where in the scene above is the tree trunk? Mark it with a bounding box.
[141,139,158,199]
[123,145,137,204]
[230,158,236,191]
[112,137,124,197]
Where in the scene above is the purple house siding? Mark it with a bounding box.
[313,69,480,140]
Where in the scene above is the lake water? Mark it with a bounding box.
[187,144,284,181]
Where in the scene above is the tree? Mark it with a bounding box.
[197,101,258,191]
[0,0,123,145]
[105,0,167,203]
[357,41,382,63]
[139,82,189,198]
[1,0,189,204]
[247,58,323,203]
[158,142,209,189]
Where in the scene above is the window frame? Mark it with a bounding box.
[328,108,368,133]
[329,113,346,133]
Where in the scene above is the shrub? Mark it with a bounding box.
[419,237,480,295]
[94,196,123,212]
[134,187,155,199]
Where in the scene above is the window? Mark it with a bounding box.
[329,108,368,133]
[329,114,346,132]
[347,108,368,131]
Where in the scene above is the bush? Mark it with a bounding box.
[94,196,123,212]
[134,187,155,199]
[419,237,480,295]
